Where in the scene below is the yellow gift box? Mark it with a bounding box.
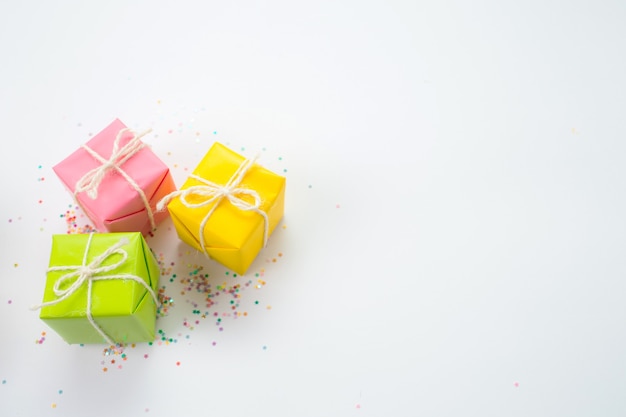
[161,143,285,274]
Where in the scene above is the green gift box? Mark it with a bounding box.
[36,232,160,345]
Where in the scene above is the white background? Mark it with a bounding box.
[1,1,626,416]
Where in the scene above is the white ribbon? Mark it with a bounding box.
[31,234,160,346]
[74,128,157,231]
[157,154,269,260]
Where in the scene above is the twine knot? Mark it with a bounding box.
[217,186,232,197]
[49,237,129,298]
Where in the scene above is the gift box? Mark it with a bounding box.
[53,119,176,235]
[36,232,160,345]
[159,142,285,275]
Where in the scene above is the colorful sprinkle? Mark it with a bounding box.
[61,207,96,234]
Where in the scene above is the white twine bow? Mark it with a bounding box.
[74,128,157,231]
[31,234,160,346]
[156,154,269,260]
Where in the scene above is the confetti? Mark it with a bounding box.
[61,206,96,234]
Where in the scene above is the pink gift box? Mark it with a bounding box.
[53,119,176,235]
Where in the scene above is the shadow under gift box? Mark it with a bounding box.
[164,143,285,275]
[53,119,176,236]
[38,233,160,344]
